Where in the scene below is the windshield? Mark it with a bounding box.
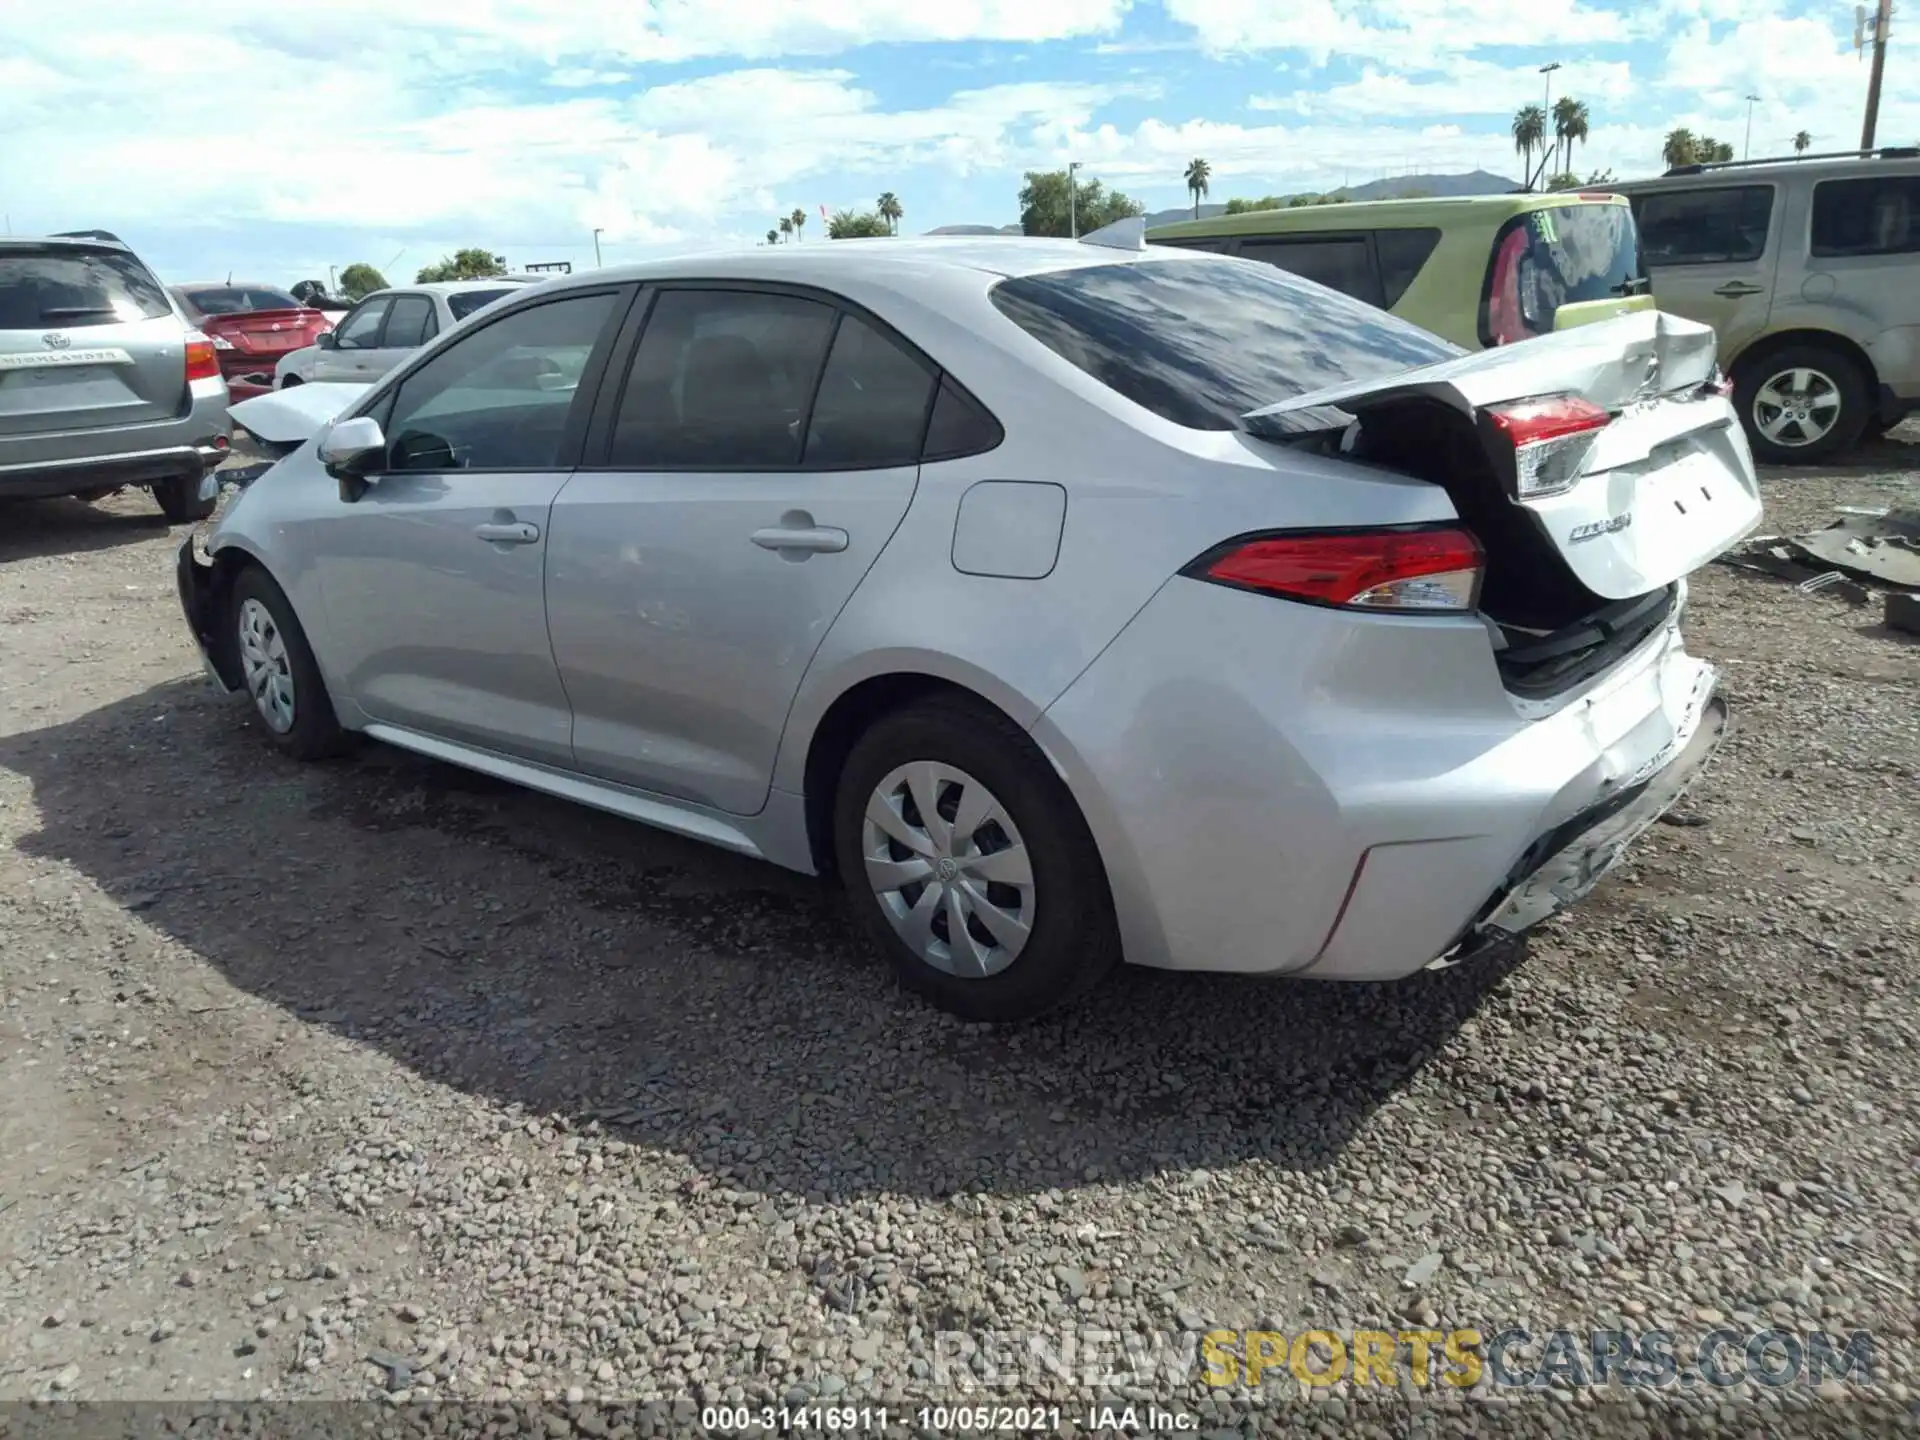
[180,285,303,315]
[989,257,1459,430]
[0,245,173,329]
[447,288,515,321]
[1483,202,1645,346]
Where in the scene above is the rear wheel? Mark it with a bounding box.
[230,566,351,761]
[154,471,216,523]
[1735,344,1870,465]
[832,697,1119,1022]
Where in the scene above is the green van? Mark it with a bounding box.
[1147,192,1655,351]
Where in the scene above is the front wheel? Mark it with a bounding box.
[229,566,351,761]
[832,697,1119,1022]
[1735,345,1870,465]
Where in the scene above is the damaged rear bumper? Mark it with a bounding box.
[176,536,242,695]
[1433,683,1728,969]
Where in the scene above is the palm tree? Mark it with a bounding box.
[1793,129,1812,154]
[1698,136,1734,162]
[876,192,903,235]
[790,207,807,242]
[1512,106,1546,189]
[1183,157,1212,220]
[1552,97,1590,179]
[766,228,779,246]
[778,216,793,243]
[1662,127,1698,170]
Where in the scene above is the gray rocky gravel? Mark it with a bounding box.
[2,433,1917,1434]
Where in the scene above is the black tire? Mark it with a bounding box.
[1734,343,1871,465]
[832,696,1119,1023]
[229,565,352,761]
[154,471,217,523]
[280,375,303,388]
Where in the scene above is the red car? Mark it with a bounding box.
[168,283,334,399]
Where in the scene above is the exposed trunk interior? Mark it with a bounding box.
[1342,397,1676,698]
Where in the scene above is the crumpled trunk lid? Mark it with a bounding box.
[1247,310,1763,600]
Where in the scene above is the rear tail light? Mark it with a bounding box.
[1185,526,1484,614]
[184,331,222,382]
[1486,393,1610,499]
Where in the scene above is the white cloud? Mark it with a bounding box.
[1254,58,1636,121]
[1165,0,1628,61]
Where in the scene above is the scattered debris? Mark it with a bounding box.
[1720,507,1920,597]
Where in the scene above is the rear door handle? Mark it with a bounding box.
[751,525,848,555]
[474,521,540,545]
[1713,282,1765,297]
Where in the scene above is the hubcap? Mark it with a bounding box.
[861,761,1035,979]
[236,597,295,734]
[1753,367,1842,448]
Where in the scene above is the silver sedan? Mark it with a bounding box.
[179,229,1760,1022]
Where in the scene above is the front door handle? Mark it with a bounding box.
[474,521,540,545]
[1713,281,1765,297]
[751,524,848,555]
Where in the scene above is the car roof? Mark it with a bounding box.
[1606,150,1920,191]
[2,234,135,253]
[1150,190,1627,239]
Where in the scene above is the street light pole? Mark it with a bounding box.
[592,228,603,268]
[1067,161,1082,239]
[1537,62,1562,189]
[1744,95,1762,158]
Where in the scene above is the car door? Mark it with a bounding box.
[311,287,630,765]
[1629,184,1781,361]
[312,296,390,382]
[544,285,936,814]
[364,291,437,376]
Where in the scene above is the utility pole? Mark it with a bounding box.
[1067,161,1082,239]
[1858,0,1895,149]
[592,228,603,267]
[1743,95,1761,158]
[1536,62,1562,190]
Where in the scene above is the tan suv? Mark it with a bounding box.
[1609,147,1919,463]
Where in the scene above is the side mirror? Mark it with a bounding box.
[319,415,386,480]
[315,330,338,350]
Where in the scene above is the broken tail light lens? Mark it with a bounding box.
[1185,526,1484,614]
[1487,393,1610,499]
[183,332,222,382]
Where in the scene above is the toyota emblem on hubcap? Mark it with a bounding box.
[936,857,959,880]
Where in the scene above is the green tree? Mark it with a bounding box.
[789,207,807,242]
[1512,105,1547,189]
[1017,169,1144,237]
[778,216,794,243]
[1223,195,1288,214]
[416,248,505,283]
[1546,171,1581,191]
[876,191,903,234]
[1552,96,1590,177]
[766,228,779,246]
[828,209,892,239]
[1793,129,1812,154]
[1183,157,1212,220]
[337,263,388,300]
[1662,127,1697,169]
[1696,135,1735,162]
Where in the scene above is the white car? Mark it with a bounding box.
[273,280,534,389]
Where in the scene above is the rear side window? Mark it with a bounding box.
[0,245,172,329]
[610,289,837,468]
[1481,203,1645,347]
[1633,186,1774,265]
[923,376,1003,459]
[803,314,938,468]
[1811,175,1920,257]
[1375,228,1443,308]
[383,294,436,349]
[990,258,1458,430]
[178,286,301,314]
[1237,236,1384,307]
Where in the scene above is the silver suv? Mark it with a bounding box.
[1,233,232,521]
[1609,147,1920,463]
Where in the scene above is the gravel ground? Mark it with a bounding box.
[2,432,1918,1436]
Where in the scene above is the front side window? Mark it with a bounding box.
[334,299,389,350]
[609,289,837,468]
[1236,235,1385,308]
[989,258,1457,430]
[1633,186,1774,266]
[382,292,620,471]
[1811,175,1920,258]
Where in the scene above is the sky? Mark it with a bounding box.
[0,0,1912,288]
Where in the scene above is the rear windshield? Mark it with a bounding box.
[179,286,302,314]
[447,288,515,321]
[988,258,1459,430]
[1482,203,1645,346]
[0,245,173,330]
